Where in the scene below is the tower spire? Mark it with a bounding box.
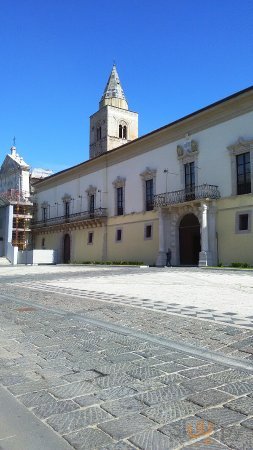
[99,64,128,110]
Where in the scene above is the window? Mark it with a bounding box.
[116,187,123,215]
[236,152,251,195]
[145,179,154,211]
[42,207,47,222]
[145,224,152,239]
[140,167,156,212]
[116,229,122,242]
[235,210,251,234]
[88,232,93,244]
[184,162,195,200]
[239,214,249,231]
[65,201,70,218]
[97,126,102,141]
[119,124,127,139]
[89,194,95,215]
[41,238,45,249]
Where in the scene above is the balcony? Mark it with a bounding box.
[154,184,220,207]
[31,208,107,231]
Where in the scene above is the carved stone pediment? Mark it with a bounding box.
[62,193,71,202]
[227,137,253,155]
[112,176,126,188]
[140,167,157,180]
[177,140,198,160]
[86,185,97,196]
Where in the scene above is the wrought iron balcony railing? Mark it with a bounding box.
[154,184,220,207]
[31,208,107,228]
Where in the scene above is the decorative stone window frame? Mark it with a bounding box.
[41,201,49,221]
[115,228,123,243]
[140,167,157,212]
[112,176,126,216]
[227,138,253,196]
[177,139,199,188]
[86,185,97,211]
[235,210,252,234]
[62,194,72,217]
[144,223,153,240]
[118,120,128,139]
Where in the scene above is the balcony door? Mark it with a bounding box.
[179,213,200,265]
[63,233,70,263]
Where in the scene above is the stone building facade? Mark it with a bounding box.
[32,66,253,267]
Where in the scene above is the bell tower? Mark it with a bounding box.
[89,64,138,159]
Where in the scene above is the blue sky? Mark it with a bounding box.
[0,0,252,172]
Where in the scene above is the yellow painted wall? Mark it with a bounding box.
[71,227,104,263]
[217,194,253,265]
[106,211,158,265]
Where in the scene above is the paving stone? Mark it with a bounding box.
[172,357,208,368]
[101,443,135,450]
[159,373,187,385]
[186,389,234,407]
[49,380,99,399]
[224,396,253,415]
[241,418,253,430]
[8,379,66,395]
[142,399,201,424]
[159,416,216,446]
[126,366,164,381]
[154,362,187,373]
[33,398,79,419]
[98,413,156,440]
[106,353,143,363]
[95,363,135,375]
[97,386,137,401]
[129,429,180,450]
[218,379,253,395]
[206,369,252,384]
[183,437,230,449]
[181,377,225,393]
[196,407,247,426]
[95,374,135,389]
[154,352,184,362]
[214,426,253,450]
[74,394,101,407]
[0,374,33,386]
[135,384,192,406]
[102,397,146,417]
[64,427,114,450]
[47,406,113,434]
[17,391,55,407]
[179,364,226,379]
[63,370,101,382]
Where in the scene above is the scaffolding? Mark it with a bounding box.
[0,189,33,250]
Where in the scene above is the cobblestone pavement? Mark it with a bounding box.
[0,266,253,449]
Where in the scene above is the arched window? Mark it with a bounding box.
[119,123,127,139]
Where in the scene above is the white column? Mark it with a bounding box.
[156,208,167,266]
[199,202,212,266]
[201,203,209,251]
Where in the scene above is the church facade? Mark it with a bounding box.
[32,66,253,266]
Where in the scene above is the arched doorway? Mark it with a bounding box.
[179,214,200,265]
[63,234,70,263]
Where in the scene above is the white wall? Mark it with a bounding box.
[35,110,253,219]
